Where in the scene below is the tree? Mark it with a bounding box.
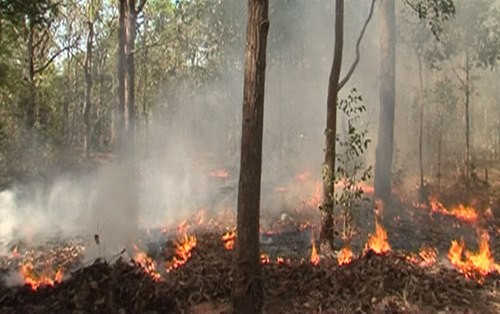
[232,0,269,312]
[84,0,101,157]
[428,0,500,182]
[117,0,126,146]
[373,0,396,205]
[320,0,375,253]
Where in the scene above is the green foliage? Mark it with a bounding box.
[335,88,372,241]
[425,0,500,70]
[403,0,456,40]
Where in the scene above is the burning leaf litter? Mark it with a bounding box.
[1,234,498,313]
[338,246,354,266]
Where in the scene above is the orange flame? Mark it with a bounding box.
[133,245,161,281]
[408,245,438,267]
[166,234,197,272]
[222,230,236,250]
[418,245,438,267]
[365,218,391,254]
[338,246,354,266]
[276,257,285,265]
[20,262,63,291]
[429,198,478,223]
[310,235,320,266]
[260,253,270,264]
[448,231,500,281]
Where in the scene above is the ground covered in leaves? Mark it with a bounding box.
[0,233,499,314]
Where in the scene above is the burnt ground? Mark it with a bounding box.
[0,178,499,313]
[0,233,499,314]
[0,211,499,314]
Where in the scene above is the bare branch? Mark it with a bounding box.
[34,44,75,75]
[447,58,466,89]
[338,0,376,91]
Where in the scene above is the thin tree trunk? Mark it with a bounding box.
[25,20,37,129]
[374,0,396,204]
[417,53,424,201]
[232,0,269,312]
[126,0,137,141]
[464,52,471,181]
[117,0,127,148]
[84,21,94,158]
[320,0,343,254]
[437,111,444,192]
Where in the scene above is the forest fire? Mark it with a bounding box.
[310,239,320,266]
[407,245,438,267]
[428,198,479,223]
[338,246,354,266]
[364,218,391,255]
[447,231,500,281]
[221,230,236,250]
[260,253,270,264]
[133,245,161,281]
[20,262,64,291]
[166,234,197,273]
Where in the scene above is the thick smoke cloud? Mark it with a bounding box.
[0,0,387,256]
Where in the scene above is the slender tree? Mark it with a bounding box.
[84,0,100,157]
[117,0,126,147]
[374,0,396,205]
[320,0,376,253]
[232,0,269,312]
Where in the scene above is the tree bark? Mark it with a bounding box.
[84,21,94,158]
[117,0,127,148]
[417,52,424,201]
[464,52,471,181]
[126,0,138,141]
[232,0,269,312]
[319,0,343,254]
[374,0,396,204]
[25,19,37,129]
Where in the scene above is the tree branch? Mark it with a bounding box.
[338,0,376,91]
[448,58,466,90]
[34,44,75,75]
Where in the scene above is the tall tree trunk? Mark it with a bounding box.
[141,16,149,144]
[126,0,137,141]
[117,0,127,148]
[374,0,396,204]
[464,52,471,181]
[84,21,95,158]
[25,19,37,129]
[232,0,269,312]
[437,116,443,192]
[319,0,343,254]
[417,52,425,201]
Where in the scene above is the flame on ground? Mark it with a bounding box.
[365,218,391,255]
[20,262,63,291]
[133,245,161,281]
[338,246,354,266]
[166,234,197,272]
[428,198,479,223]
[222,230,236,250]
[448,231,500,281]
[260,253,270,264]
[310,235,320,266]
[407,245,438,267]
